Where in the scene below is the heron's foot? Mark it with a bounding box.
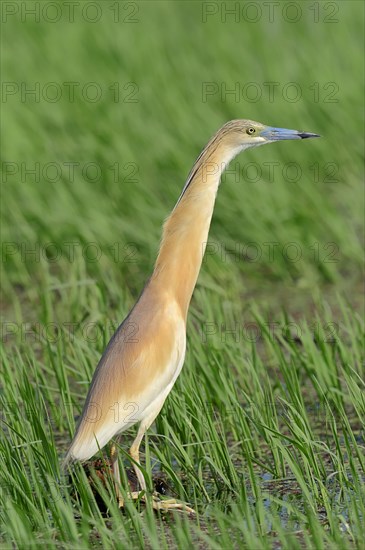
[118,490,195,514]
[150,491,195,514]
[117,490,144,508]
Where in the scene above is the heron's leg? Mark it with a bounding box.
[129,438,145,489]
[128,408,196,514]
[110,421,195,513]
[111,441,141,507]
[129,412,162,491]
[110,442,124,506]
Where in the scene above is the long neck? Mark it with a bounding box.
[150,134,242,318]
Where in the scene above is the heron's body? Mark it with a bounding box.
[64,120,319,509]
[68,293,186,461]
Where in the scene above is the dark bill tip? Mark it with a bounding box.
[297,132,321,139]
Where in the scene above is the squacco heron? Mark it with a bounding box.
[63,119,319,511]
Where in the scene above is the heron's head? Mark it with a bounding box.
[223,119,320,152]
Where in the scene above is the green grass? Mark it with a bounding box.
[1,1,364,548]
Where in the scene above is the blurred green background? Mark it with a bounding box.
[2,0,364,307]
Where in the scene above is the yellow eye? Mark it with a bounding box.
[247,127,255,135]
